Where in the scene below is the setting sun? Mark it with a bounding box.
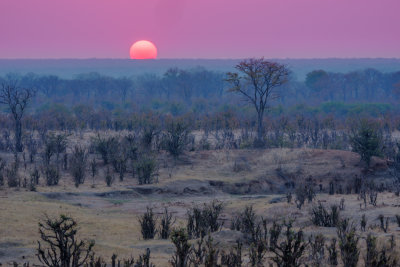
[130,40,157,59]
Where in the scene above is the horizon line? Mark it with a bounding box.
[0,57,400,61]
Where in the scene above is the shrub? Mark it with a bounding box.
[369,190,378,206]
[249,238,267,266]
[135,248,155,267]
[295,186,307,209]
[310,203,340,227]
[365,234,379,267]
[187,200,224,239]
[269,220,282,251]
[6,166,19,187]
[139,207,157,240]
[238,205,257,236]
[30,167,40,185]
[270,220,307,267]
[37,214,94,267]
[220,241,242,267]
[44,165,60,186]
[160,207,175,240]
[105,167,114,187]
[378,214,389,233]
[90,157,97,184]
[396,215,400,227]
[336,219,359,267]
[361,214,367,232]
[204,235,219,267]
[92,135,119,165]
[350,120,382,168]
[70,146,88,187]
[163,120,189,159]
[141,125,158,149]
[233,205,268,244]
[0,157,6,186]
[136,155,158,185]
[43,133,68,166]
[309,234,325,267]
[326,238,338,266]
[170,228,192,267]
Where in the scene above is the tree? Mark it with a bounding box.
[0,82,35,152]
[350,120,382,168]
[226,58,289,144]
[37,215,94,267]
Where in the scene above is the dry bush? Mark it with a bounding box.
[43,164,60,186]
[159,207,175,240]
[336,219,359,267]
[136,154,158,185]
[220,241,242,267]
[105,167,114,187]
[37,214,94,267]
[6,166,19,187]
[139,207,157,240]
[187,200,224,239]
[378,214,389,233]
[163,120,189,159]
[92,135,119,165]
[70,145,88,187]
[310,203,340,227]
[309,234,325,267]
[270,220,307,267]
[326,238,338,266]
[170,228,192,267]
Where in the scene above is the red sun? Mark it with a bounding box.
[130,40,157,59]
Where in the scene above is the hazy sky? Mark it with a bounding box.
[0,0,399,59]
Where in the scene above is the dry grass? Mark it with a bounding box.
[0,146,398,265]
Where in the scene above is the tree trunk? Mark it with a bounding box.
[257,111,264,142]
[15,119,23,152]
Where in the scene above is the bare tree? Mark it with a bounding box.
[226,58,289,144]
[0,82,35,152]
[37,214,94,267]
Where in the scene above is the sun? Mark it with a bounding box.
[130,40,157,59]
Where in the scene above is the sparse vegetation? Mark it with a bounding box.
[1,61,400,266]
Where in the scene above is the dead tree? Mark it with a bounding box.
[0,82,35,152]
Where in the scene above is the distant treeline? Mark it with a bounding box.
[0,66,399,126]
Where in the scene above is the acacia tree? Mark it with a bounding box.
[0,82,35,152]
[226,58,289,144]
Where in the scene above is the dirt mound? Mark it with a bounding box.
[130,179,217,196]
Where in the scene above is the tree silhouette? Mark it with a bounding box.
[226,58,289,144]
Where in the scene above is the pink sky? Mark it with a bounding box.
[0,0,399,59]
